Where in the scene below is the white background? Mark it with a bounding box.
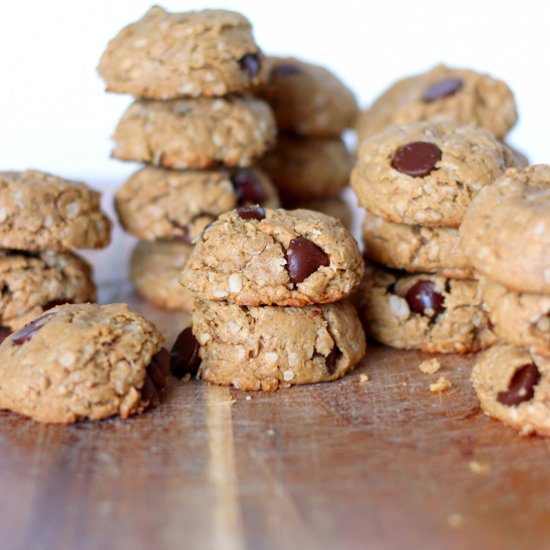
[0,0,548,188]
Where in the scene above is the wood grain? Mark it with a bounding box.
[1,187,549,549]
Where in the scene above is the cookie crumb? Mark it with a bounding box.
[430,376,452,393]
[468,460,491,475]
[359,374,369,383]
[447,514,463,528]
[418,358,441,374]
[266,429,275,436]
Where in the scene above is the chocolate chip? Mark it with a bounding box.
[237,206,265,221]
[12,312,55,345]
[231,169,266,206]
[285,237,330,284]
[170,327,201,378]
[0,326,11,344]
[238,53,261,77]
[497,363,540,406]
[140,373,158,405]
[405,280,444,320]
[44,299,73,311]
[422,78,463,102]
[325,346,342,375]
[391,142,442,177]
[270,63,302,79]
[147,347,171,390]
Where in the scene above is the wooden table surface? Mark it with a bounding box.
[1,190,549,550]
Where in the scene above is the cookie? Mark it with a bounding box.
[115,166,279,242]
[0,303,167,423]
[480,277,550,355]
[112,95,276,169]
[284,196,353,232]
[351,121,514,227]
[357,262,496,353]
[0,250,95,332]
[98,7,267,99]
[356,64,517,142]
[471,344,550,436]
[362,209,472,278]
[192,299,366,391]
[259,135,353,200]
[180,208,364,306]
[0,171,111,252]
[460,165,550,294]
[130,240,194,310]
[255,56,358,136]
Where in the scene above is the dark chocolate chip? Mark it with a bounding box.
[391,141,442,177]
[0,326,11,344]
[140,373,158,405]
[44,299,74,311]
[238,53,261,77]
[12,312,56,345]
[325,346,342,375]
[405,280,444,320]
[270,63,302,79]
[147,347,171,390]
[170,327,201,378]
[237,206,265,221]
[285,237,330,284]
[422,78,463,102]
[231,169,266,205]
[497,363,540,406]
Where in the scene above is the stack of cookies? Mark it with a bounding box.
[351,120,518,353]
[98,6,279,310]
[462,165,550,435]
[255,56,358,230]
[0,170,111,336]
[176,207,366,391]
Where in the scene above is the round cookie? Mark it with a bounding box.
[98,7,267,99]
[192,299,366,391]
[115,166,279,242]
[480,277,550,355]
[130,240,194,310]
[460,165,550,294]
[471,344,550,436]
[259,135,353,200]
[0,171,111,252]
[180,208,364,306]
[284,196,353,232]
[351,121,515,227]
[112,95,276,169]
[357,262,496,353]
[356,64,517,142]
[0,250,95,332]
[362,209,473,278]
[0,303,167,423]
[255,56,358,136]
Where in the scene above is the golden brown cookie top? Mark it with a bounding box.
[112,95,276,169]
[98,7,267,99]
[115,166,279,242]
[0,170,111,252]
[352,120,515,227]
[0,303,166,423]
[180,207,364,306]
[460,165,550,293]
[357,64,517,142]
[256,56,358,136]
